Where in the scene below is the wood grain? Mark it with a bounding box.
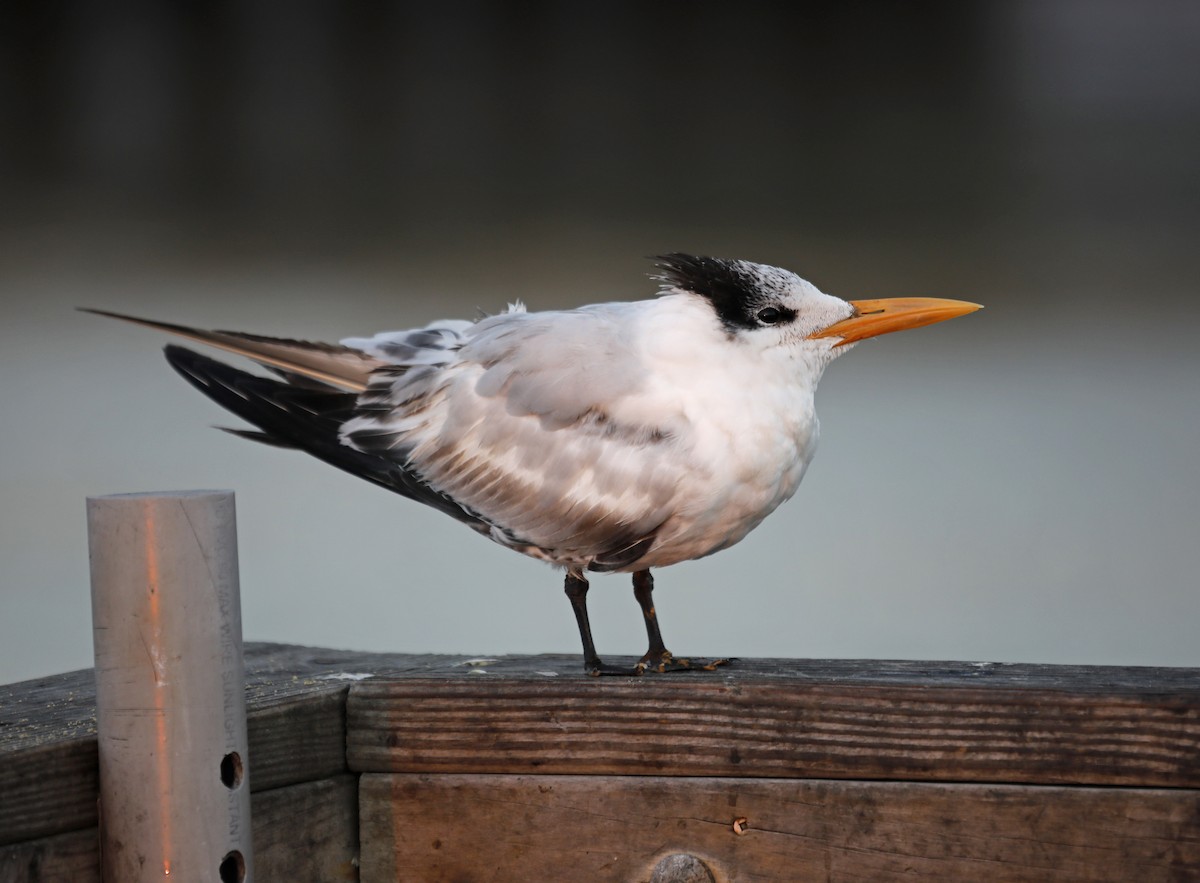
[359,773,1200,883]
[0,828,100,883]
[0,642,429,845]
[5,645,1198,855]
[0,666,100,849]
[0,775,361,883]
[247,690,348,792]
[251,774,360,882]
[346,659,1200,787]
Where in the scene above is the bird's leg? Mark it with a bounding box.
[632,569,730,674]
[564,571,638,676]
[632,569,672,669]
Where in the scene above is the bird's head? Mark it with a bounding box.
[654,253,981,365]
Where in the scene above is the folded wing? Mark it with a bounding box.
[341,306,693,570]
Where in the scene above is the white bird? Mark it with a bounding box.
[85,254,980,675]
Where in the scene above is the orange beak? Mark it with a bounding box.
[807,297,982,347]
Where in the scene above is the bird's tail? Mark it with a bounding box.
[80,308,381,390]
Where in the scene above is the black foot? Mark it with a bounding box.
[584,659,648,677]
[581,655,733,677]
[636,650,733,675]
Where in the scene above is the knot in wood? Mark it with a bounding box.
[649,853,716,883]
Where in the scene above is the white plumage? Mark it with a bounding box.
[86,254,979,674]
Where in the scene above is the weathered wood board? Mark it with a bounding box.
[346,657,1200,787]
[248,774,361,882]
[0,667,100,849]
[0,827,98,883]
[359,773,1200,883]
[4,646,1199,882]
[0,643,459,846]
[0,774,360,883]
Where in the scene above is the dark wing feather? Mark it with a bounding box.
[163,345,493,533]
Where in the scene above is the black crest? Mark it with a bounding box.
[653,253,793,331]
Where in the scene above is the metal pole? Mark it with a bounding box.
[88,490,254,882]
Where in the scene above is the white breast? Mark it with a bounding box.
[621,297,821,567]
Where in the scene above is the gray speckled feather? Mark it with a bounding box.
[341,303,687,569]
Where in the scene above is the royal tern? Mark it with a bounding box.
[85,254,980,675]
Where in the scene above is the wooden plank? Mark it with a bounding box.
[346,662,1200,787]
[0,666,100,850]
[0,642,441,845]
[0,828,100,883]
[359,773,1200,883]
[0,774,360,883]
[5,646,1199,844]
[247,690,348,791]
[0,644,512,845]
[251,774,361,882]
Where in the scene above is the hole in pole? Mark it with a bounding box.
[220,752,243,789]
[219,850,245,883]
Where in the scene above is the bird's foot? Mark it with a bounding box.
[582,653,732,677]
[585,659,648,677]
[635,650,732,675]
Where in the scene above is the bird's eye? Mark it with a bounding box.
[756,307,783,325]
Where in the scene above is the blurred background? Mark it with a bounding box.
[2,1,1198,683]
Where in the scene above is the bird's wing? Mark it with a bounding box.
[90,304,699,568]
[340,306,694,568]
[163,345,499,535]
[81,308,383,391]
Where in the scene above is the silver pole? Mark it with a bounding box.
[88,491,254,882]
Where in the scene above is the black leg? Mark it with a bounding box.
[631,569,731,674]
[564,571,642,676]
[564,571,603,673]
[632,569,670,662]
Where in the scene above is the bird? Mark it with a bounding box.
[84,254,980,675]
